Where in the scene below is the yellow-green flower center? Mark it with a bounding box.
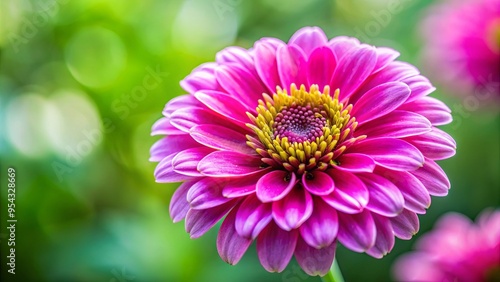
[246,84,359,175]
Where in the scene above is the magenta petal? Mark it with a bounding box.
[289,26,328,56]
[350,82,411,124]
[399,96,453,126]
[222,175,261,198]
[253,39,284,92]
[348,138,424,171]
[150,135,199,162]
[187,178,231,210]
[328,36,360,61]
[358,173,404,217]
[411,159,450,196]
[190,124,255,155]
[403,75,436,103]
[235,194,273,239]
[198,151,264,177]
[307,46,337,90]
[323,170,369,214]
[331,46,377,101]
[170,107,226,133]
[299,197,339,248]
[215,64,266,109]
[162,94,201,117]
[337,210,376,252]
[404,128,456,160]
[151,117,184,136]
[257,222,298,273]
[294,238,337,276]
[256,170,297,202]
[154,153,192,183]
[185,200,236,238]
[217,205,252,265]
[373,47,400,73]
[302,170,335,196]
[335,153,376,173]
[180,63,222,93]
[272,187,313,231]
[194,90,251,126]
[355,110,432,138]
[378,168,431,214]
[390,209,419,240]
[366,214,395,258]
[277,45,307,89]
[172,147,214,176]
[216,46,255,74]
[169,180,196,222]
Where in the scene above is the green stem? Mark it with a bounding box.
[321,259,345,282]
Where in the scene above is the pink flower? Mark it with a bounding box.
[393,209,500,282]
[151,26,456,276]
[421,0,500,99]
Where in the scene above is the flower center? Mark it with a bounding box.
[246,84,361,175]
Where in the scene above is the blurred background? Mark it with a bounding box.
[0,0,498,281]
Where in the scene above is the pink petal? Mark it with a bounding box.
[390,209,419,240]
[404,128,456,160]
[272,187,313,231]
[299,197,339,248]
[328,36,360,61]
[235,194,273,239]
[302,170,335,196]
[256,170,297,202]
[253,38,284,92]
[180,63,222,93]
[398,96,453,126]
[169,180,196,222]
[335,153,376,173]
[307,46,337,90]
[150,135,199,162]
[216,46,255,75]
[358,173,404,217]
[323,169,369,214]
[198,151,265,177]
[154,153,193,183]
[373,47,400,73]
[217,205,252,265]
[215,64,266,109]
[194,90,251,127]
[187,177,232,210]
[185,200,236,238]
[170,107,228,133]
[294,238,337,276]
[403,75,436,103]
[277,45,307,89]
[162,94,201,117]
[172,147,214,176]
[355,110,432,138]
[337,210,376,252]
[289,26,328,56]
[257,222,298,273]
[330,46,377,101]
[222,174,264,198]
[350,82,411,125]
[347,138,424,171]
[189,124,255,155]
[411,159,450,196]
[151,117,184,136]
[377,168,431,214]
[366,215,395,258]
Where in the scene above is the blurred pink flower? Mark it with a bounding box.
[421,0,500,100]
[151,26,456,276]
[393,209,500,282]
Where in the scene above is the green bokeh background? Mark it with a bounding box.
[0,0,498,281]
